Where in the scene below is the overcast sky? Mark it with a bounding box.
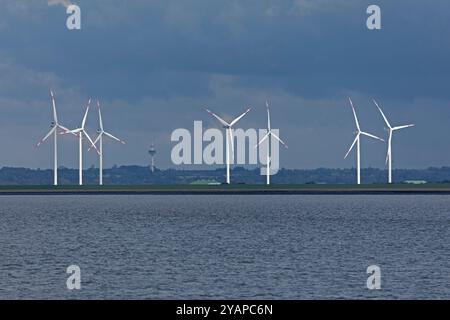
[0,0,449,170]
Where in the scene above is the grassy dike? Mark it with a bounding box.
[0,184,449,195]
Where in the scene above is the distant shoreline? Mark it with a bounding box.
[0,184,450,195]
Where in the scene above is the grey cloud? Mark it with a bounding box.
[0,0,449,170]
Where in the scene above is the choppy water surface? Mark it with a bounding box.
[0,195,449,299]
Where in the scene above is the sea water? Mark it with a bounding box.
[0,195,449,299]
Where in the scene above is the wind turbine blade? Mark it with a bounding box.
[97,100,104,131]
[83,131,100,155]
[88,133,102,151]
[50,90,58,124]
[37,127,56,146]
[255,132,270,148]
[271,132,288,149]
[204,108,230,127]
[58,124,70,132]
[361,131,385,142]
[373,99,392,129]
[58,125,77,136]
[81,98,91,129]
[266,101,271,131]
[348,98,360,131]
[393,124,415,131]
[344,135,359,159]
[60,128,82,135]
[230,107,251,126]
[104,131,126,144]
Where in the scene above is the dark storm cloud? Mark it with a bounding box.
[0,0,449,169]
[2,0,449,100]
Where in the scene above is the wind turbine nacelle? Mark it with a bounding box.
[50,122,56,128]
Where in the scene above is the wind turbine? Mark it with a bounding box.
[36,90,73,186]
[373,99,414,184]
[255,101,288,185]
[344,98,384,185]
[90,100,125,185]
[62,99,99,185]
[205,106,252,184]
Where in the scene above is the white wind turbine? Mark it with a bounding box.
[205,106,252,184]
[344,98,384,185]
[36,90,74,186]
[255,101,288,185]
[62,99,99,185]
[373,99,414,184]
[89,100,125,185]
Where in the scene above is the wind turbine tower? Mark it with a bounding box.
[36,90,73,186]
[148,144,157,172]
[255,101,288,185]
[205,107,252,184]
[344,98,384,185]
[90,100,126,185]
[62,99,99,185]
[373,99,414,184]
